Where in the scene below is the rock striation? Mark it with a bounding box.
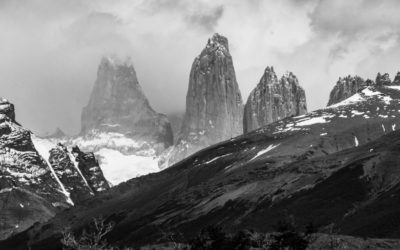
[81,56,173,150]
[161,33,243,167]
[243,67,307,133]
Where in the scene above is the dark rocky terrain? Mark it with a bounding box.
[161,33,243,167]
[243,66,307,133]
[0,98,109,240]
[81,56,173,152]
[4,81,400,249]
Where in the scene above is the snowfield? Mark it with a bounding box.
[96,148,159,184]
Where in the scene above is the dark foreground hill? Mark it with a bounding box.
[3,85,400,249]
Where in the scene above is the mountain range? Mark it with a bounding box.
[1,33,400,249]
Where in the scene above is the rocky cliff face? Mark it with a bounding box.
[81,56,173,150]
[243,67,307,133]
[161,33,243,167]
[0,99,67,239]
[71,146,110,192]
[0,97,110,240]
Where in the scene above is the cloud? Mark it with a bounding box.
[2,0,400,135]
[186,5,224,32]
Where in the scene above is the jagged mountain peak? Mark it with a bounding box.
[261,66,278,83]
[243,66,307,133]
[161,34,243,167]
[0,98,15,121]
[207,33,229,50]
[81,56,173,149]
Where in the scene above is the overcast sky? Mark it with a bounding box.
[1,0,400,135]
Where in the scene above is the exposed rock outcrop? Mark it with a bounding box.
[0,98,68,239]
[243,67,307,133]
[327,75,366,106]
[0,97,111,239]
[393,72,400,85]
[161,33,243,167]
[48,144,94,203]
[81,56,173,151]
[328,72,399,106]
[376,72,391,86]
[71,146,110,192]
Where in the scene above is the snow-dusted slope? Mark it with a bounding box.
[37,130,160,185]
[12,84,400,248]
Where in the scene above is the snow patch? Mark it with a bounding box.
[296,116,332,126]
[203,153,232,165]
[354,136,359,147]
[328,93,364,108]
[96,148,160,185]
[67,151,93,195]
[250,144,280,161]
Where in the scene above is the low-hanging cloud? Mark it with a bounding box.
[1,0,400,135]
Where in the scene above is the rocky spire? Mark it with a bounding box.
[327,75,366,106]
[81,56,173,149]
[243,67,307,133]
[180,33,243,141]
[161,33,243,167]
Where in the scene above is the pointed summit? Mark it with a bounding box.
[161,33,243,166]
[243,67,307,133]
[81,56,173,149]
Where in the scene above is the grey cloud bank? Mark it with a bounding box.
[1,0,400,135]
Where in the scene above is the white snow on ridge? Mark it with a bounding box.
[67,151,93,194]
[31,135,74,205]
[250,144,280,161]
[328,86,394,109]
[296,115,332,126]
[328,93,364,108]
[96,148,160,185]
[203,153,232,165]
[361,87,380,97]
